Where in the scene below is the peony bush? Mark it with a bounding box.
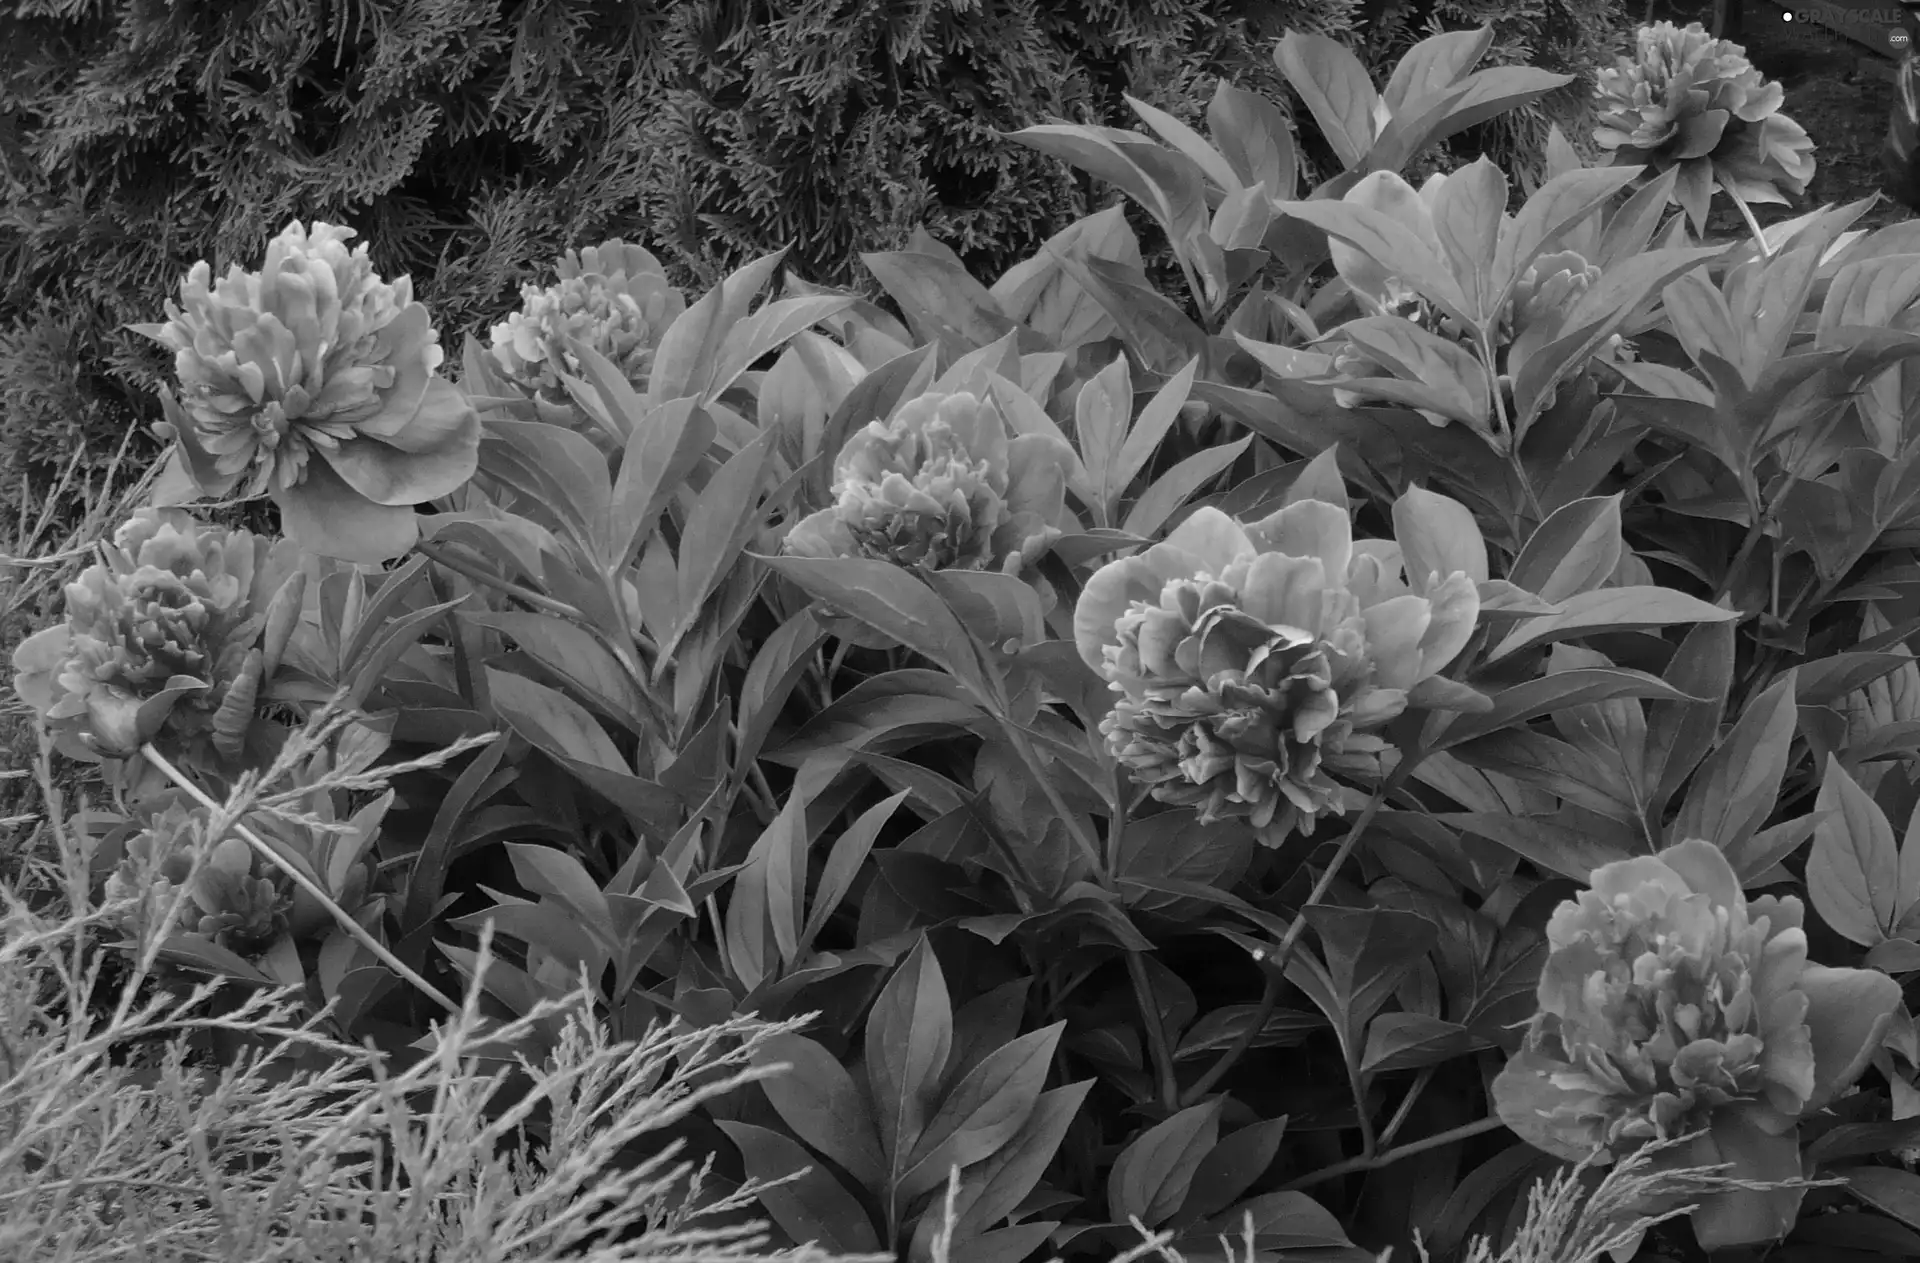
[14,22,1920,1263]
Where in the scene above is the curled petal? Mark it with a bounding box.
[1492,1044,1608,1163]
[1360,594,1432,690]
[1244,499,1352,584]
[1797,963,1903,1111]
[1160,507,1253,576]
[1238,553,1326,632]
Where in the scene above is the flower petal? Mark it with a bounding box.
[317,380,480,504]
[1238,553,1325,632]
[1245,499,1352,582]
[1655,838,1743,911]
[1361,594,1432,690]
[1392,486,1489,587]
[1797,962,1903,1111]
[1159,507,1251,575]
[1491,1044,1607,1163]
[1076,554,1171,672]
[1686,1109,1806,1250]
[1415,570,1479,677]
[275,462,421,563]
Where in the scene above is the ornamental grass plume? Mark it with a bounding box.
[1593,22,1815,232]
[9,507,305,763]
[782,390,1074,574]
[488,239,687,441]
[133,220,481,562]
[1492,839,1903,1250]
[1072,489,1483,844]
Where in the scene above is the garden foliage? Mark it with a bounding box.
[0,0,1627,551]
[18,18,1920,1263]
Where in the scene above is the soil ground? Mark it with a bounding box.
[1649,0,1913,235]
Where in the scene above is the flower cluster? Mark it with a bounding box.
[1493,840,1903,1248]
[1073,494,1482,843]
[102,801,284,952]
[133,220,479,561]
[488,239,686,437]
[11,508,304,762]
[783,390,1073,574]
[1593,22,1815,230]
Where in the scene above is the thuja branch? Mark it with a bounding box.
[142,744,463,1016]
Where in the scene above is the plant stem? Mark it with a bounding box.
[1280,1115,1510,1191]
[1379,1066,1435,1149]
[141,744,461,1015]
[1179,757,1415,1107]
[414,541,585,623]
[1126,950,1181,1114]
[1712,510,1769,604]
[1724,183,1773,260]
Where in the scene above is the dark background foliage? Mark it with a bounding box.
[0,0,1624,540]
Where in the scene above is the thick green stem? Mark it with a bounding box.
[1127,950,1182,1114]
[1179,756,1415,1107]
[1280,1116,1510,1191]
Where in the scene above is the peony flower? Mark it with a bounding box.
[782,390,1074,574]
[1493,839,1903,1249]
[102,801,284,953]
[1072,492,1483,844]
[10,508,305,762]
[1593,22,1815,231]
[133,220,480,562]
[488,239,686,442]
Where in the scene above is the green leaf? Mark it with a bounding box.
[1123,435,1252,539]
[1360,1013,1481,1075]
[664,428,777,657]
[1809,756,1901,945]
[1437,667,1701,748]
[716,1120,881,1253]
[1488,586,1735,660]
[463,612,648,733]
[484,668,626,773]
[502,843,613,937]
[1108,1099,1224,1227]
[926,570,1047,656]
[754,1032,887,1193]
[1272,32,1377,170]
[799,790,909,957]
[478,421,614,557]
[1126,93,1242,194]
[1645,620,1736,820]
[1441,812,1636,883]
[1273,199,1473,328]
[1171,1116,1288,1227]
[1111,358,1199,509]
[950,1080,1093,1238]
[1338,317,1491,428]
[1492,166,1644,305]
[991,206,1141,350]
[610,398,717,570]
[1198,1188,1357,1251]
[1506,495,1624,604]
[862,247,1023,366]
[724,794,810,987]
[1382,27,1492,117]
[897,1022,1065,1203]
[1207,81,1297,199]
[1674,671,1798,875]
[766,556,985,696]
[1428,157,1507,321]
[645,250,786,411]
[869,936,955,1174]
[1076,353,1131,524]
[1287,907,1439,1066]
